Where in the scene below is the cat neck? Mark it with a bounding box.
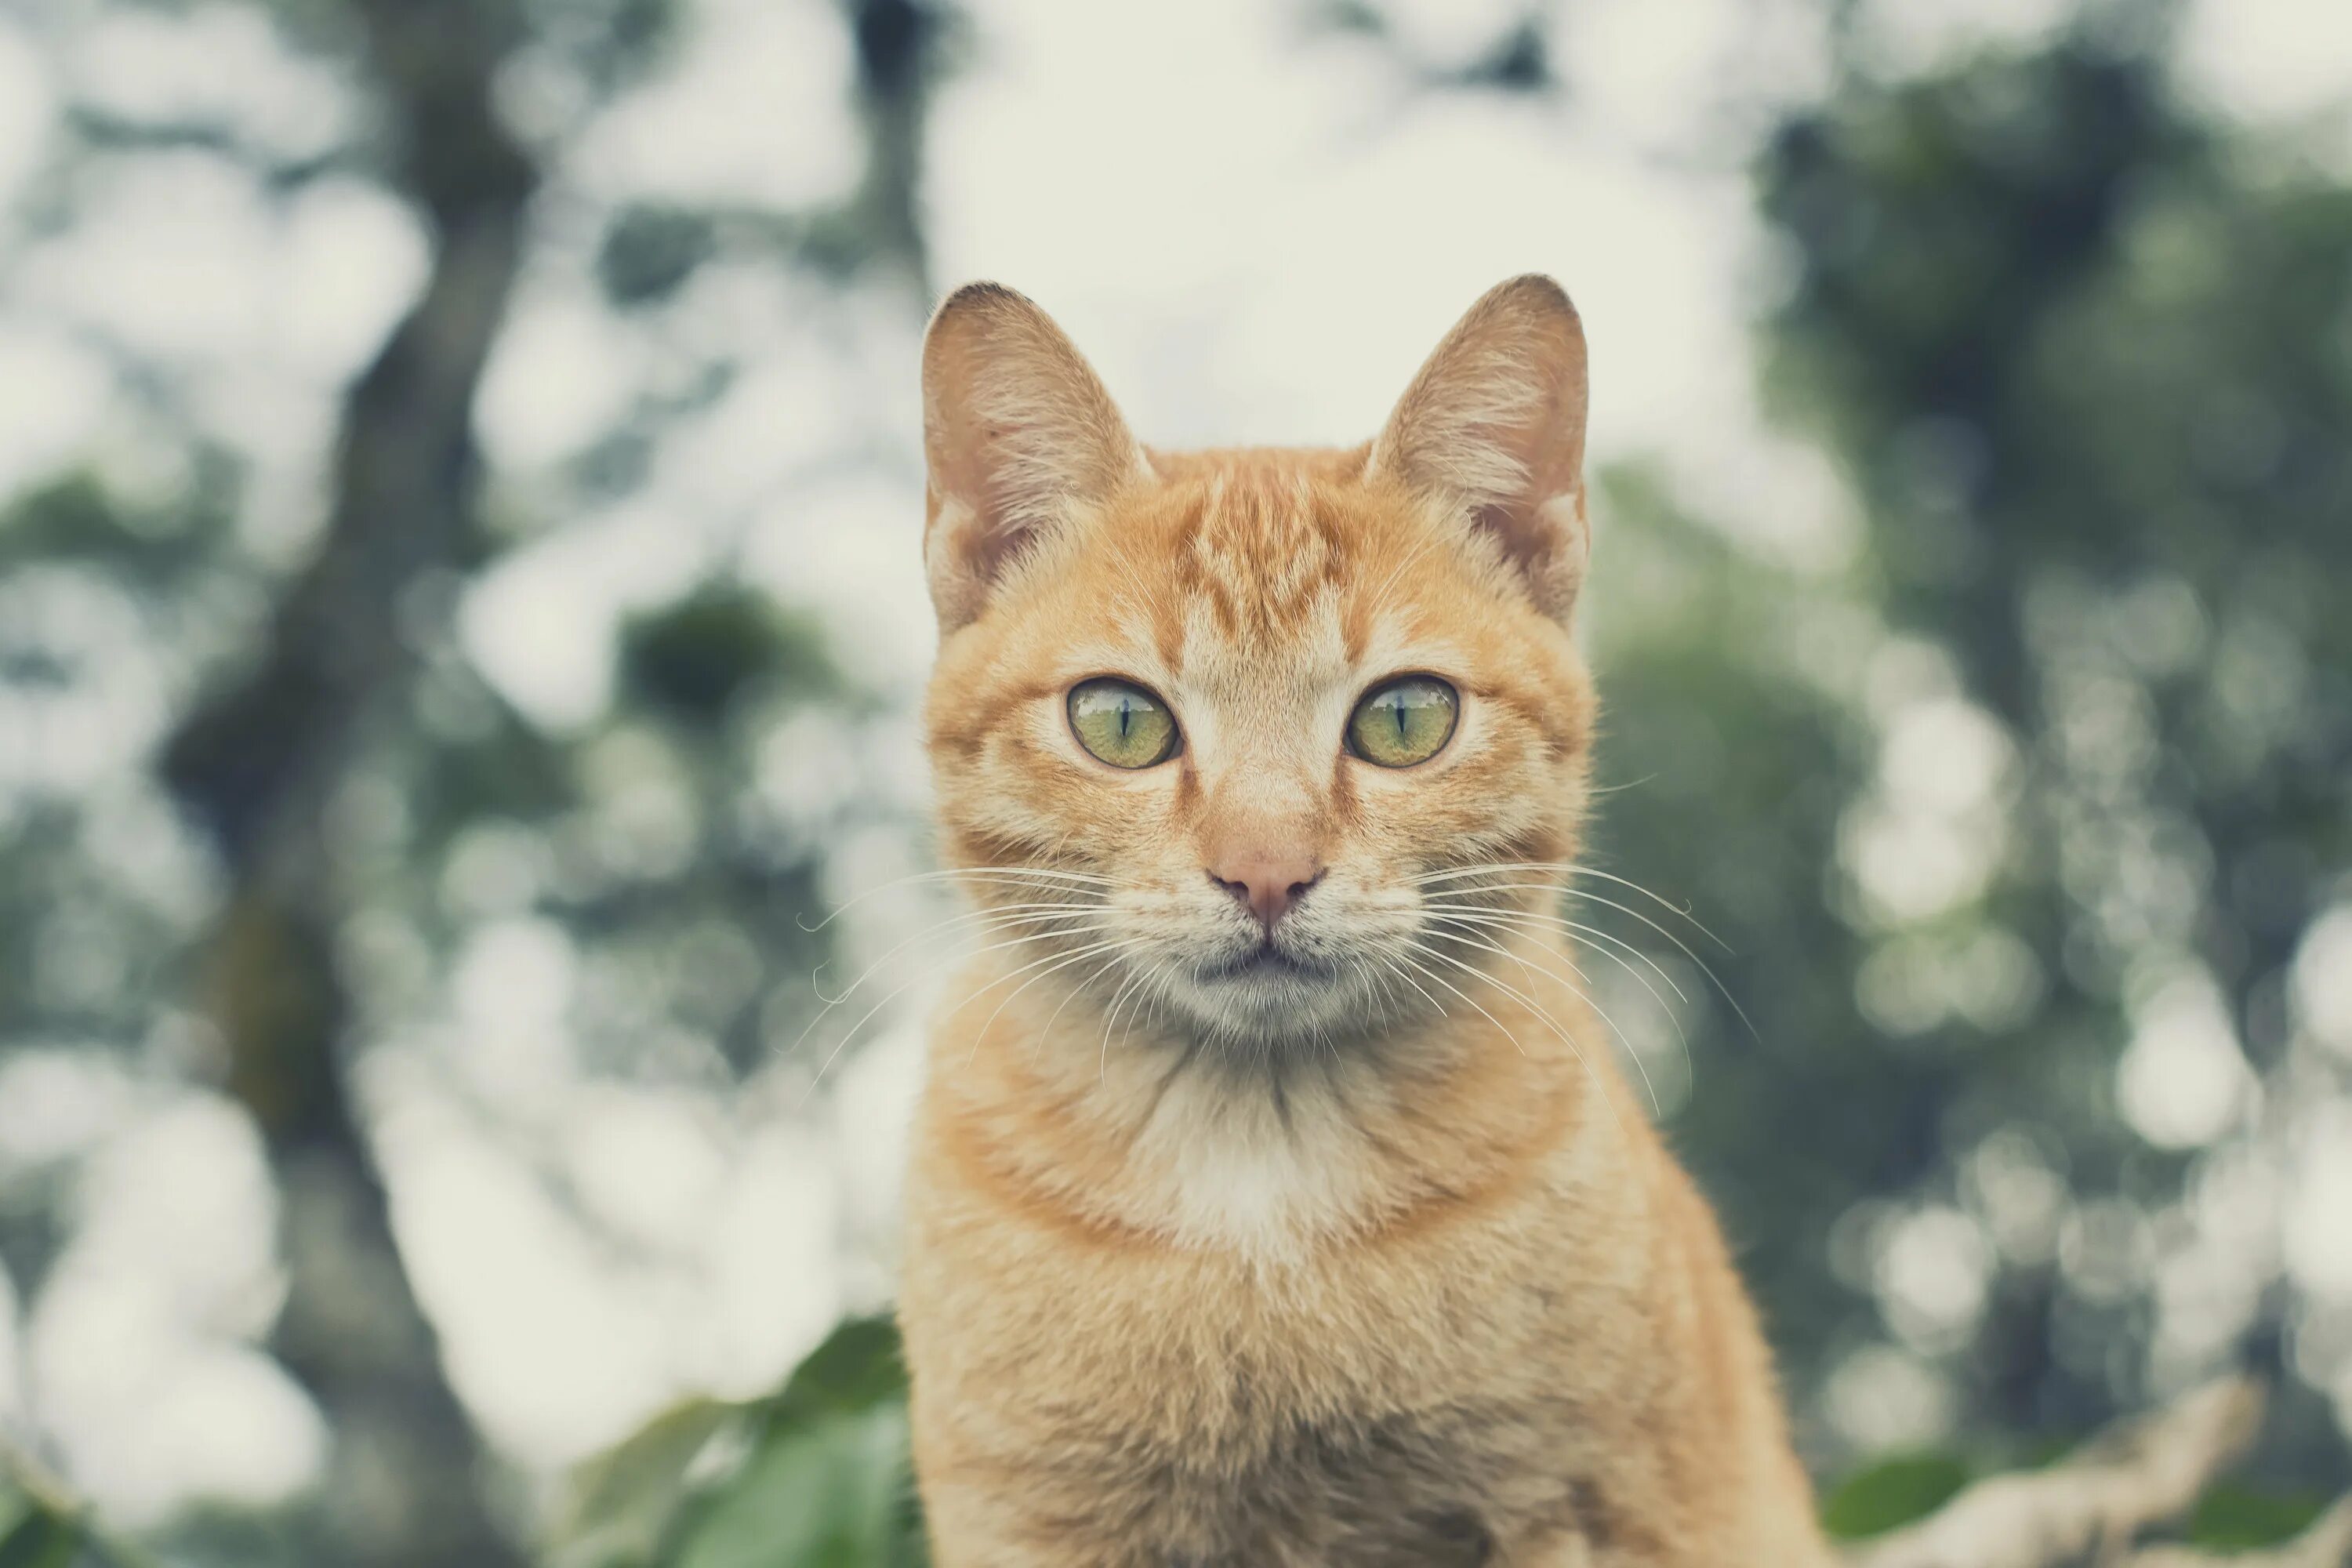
[920,927,1637,1260]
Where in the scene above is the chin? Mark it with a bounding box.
[1160,952,1377,1050]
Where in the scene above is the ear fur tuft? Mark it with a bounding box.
[1368,274,1591,621]
[920,284,1151,633]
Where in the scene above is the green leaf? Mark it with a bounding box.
[2187,1483,2330,1549]
[769,1316,910,1425]
[552,1396,750,1568]
[0,1495,83,1568]
[673,1403,922,1568]
[560,1317,927,1568]
[1819,1451,1973,1541]
[662,1316,926,1568]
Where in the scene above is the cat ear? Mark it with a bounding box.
[920,283,1154,633]
[1367,274,1591,621]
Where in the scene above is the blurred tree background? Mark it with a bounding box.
[0,0,2343,1563]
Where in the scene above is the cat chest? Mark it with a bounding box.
[983,1272,1588,1565]
[901,1116,1622,1559]
[1057,1394,1565,1568]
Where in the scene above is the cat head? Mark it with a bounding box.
[920,277,1595,1048]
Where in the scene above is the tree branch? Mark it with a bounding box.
[158,2,536,1563]
[2126,1501,2352,1567]
[1849,1377,2350,1568]
[844,0,947,292]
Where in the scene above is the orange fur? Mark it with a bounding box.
[898,278,1831,1566]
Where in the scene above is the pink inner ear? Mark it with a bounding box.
[951,433,1053,577]
[1475,499,1550,572]
[1472,492,1588,622]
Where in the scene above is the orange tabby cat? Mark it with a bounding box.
[897,276,1832,1567]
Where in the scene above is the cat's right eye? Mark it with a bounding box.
[1068,678,1180,768]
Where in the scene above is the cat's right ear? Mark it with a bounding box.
[921,283,1152,633]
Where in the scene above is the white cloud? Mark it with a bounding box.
[563,1084,729,1254]
[695,1127,840,1397]
[457,498,707,729]
[0,567,170,801]
[20,153,277,365]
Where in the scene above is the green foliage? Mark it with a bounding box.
[0,465,237,586]
[0,1454,162,1568]
[0,1490,81,1568]
[7,0,2348,1561]
[599,206,719,308]
[621,584,841,728]
[2186,1485,2334,1551]
[557,1317,926,1568]
[557,1399,751,1568]
[576,1316,2332,1563]
[1820,1452,1975,1541]
[1745,21,2352,1447]
[1580,470,1888,1378]
[1819,1450,2326,1550]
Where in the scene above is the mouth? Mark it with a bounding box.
[1196,943,1327,983]
[1158,937,1372,1043]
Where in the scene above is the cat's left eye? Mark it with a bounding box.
[1347,675,1458,768]
[1068,678,1180,768]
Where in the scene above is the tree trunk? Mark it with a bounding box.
[160,2,536,1562]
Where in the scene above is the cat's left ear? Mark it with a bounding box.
[1367,274,1590,621]
[921,283,1153,633]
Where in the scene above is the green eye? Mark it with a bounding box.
[1068,678,1179,768]
[1347,675,1458,768]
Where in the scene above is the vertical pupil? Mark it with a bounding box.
[1391,694,1407,739]
[1118,697,1131,739]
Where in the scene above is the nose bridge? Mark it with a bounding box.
[1197,746,1328,930]
[1197,739,1323,861]
[1181,657,1334,926]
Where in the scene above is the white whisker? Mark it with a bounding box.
[788,918,1120,1107]
[958,936,1152,1073]
[1422,920,1664,1119]
[1098,967,1150,1083]
[1414,873,1759,1047]
[797,865,1117,931]
[783,909,1107,1062]
[808,902,1104,1006]
[1379,955,1450,1022]
[1411,860,1732,953]
[1421,906,1695,1093]
[1403,945,1628,1142]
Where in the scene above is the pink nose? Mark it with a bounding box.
[1207,850,1323,931]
